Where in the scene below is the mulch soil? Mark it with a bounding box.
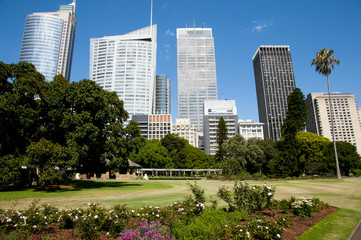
[41,206,339,239]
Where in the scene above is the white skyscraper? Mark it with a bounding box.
[90,25,157,116]
[19,1,77,81]
[177,27,218,131]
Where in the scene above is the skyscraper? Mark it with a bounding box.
[154,75,170,114]
[177,27,218,131]
[253,45,296,141]
[19,1,76,81]
[90,25,157,116]
[307,92,361,154]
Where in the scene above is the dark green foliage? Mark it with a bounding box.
[0,61,136,185]
[26,138,78,186]
[215,116,228,161]
[161,133,188,168]
[281,88,307,138]
[130,139,173,168]
[326,141,361,176]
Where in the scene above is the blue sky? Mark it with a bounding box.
[1,0,361,123]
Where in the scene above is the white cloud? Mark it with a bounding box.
[247,20,274,33]
[165,29,175,36]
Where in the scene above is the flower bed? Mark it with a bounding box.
[0,182,334,239]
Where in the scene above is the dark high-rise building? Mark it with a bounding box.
[252,45,296,141]
[154,75,170,114]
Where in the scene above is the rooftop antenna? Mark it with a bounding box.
[202,22,204,28]
[193,17,195,28]
[150,0,153,26]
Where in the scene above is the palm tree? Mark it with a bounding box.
[311,49,341,179]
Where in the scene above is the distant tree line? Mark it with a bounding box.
[1,61,360,187]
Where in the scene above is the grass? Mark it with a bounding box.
[1,177,360,239]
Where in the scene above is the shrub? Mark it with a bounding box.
[218,182,275,211]
[291,196,313,217]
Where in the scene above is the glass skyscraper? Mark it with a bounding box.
[177,28,218,131]
[154,75,170,114]
[90,25,157,116]
[253,45,296,141]
[19,1,76,81]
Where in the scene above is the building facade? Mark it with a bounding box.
[253,45,296,141]
[177,27,218,131]
[154,75,170,114]
[203,100,238,155]
[90,25,157,116]
[147,114,172,140]
[19,1,76,81]
[306,92,361,154]
[172,118,197,147]
[239,120,264,140]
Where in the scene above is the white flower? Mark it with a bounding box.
[156,214,159,217]
[268,192,272,196]
[131,210,135,213]
[240,229,243,232]
[225,225,228,227]
[277,233,281,238]
[6,218,11,222]
[94,215,98,219]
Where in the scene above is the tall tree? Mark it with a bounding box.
[161,133,188,168]
[281,88,307,138]
[215,116,228,161]
[311,49,341,179]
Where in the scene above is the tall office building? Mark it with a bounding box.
[90,25,157,116]
[19,1,76,81]
[307,92,361,154]
[253,45,296,141]
[177,27,218,131]
[154,75,170,114]
[203,100,238,155]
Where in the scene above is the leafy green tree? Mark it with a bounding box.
[27,138,78,186]
[39,75,71,145]
[0,62,45,156]
[0,155,30,185]
[276,88,307,177]
[223,134,247,170]
[281,88,307,138]
[161,133,188,168]
[312,48,341,179]
[245,138,266,174]
[184,144,210,169]
[105,120,145,173]
[296,132,331,175]
[250,138,276,175]
[325,141,361,176]
[130,139,173,168]
[215,116,228,161]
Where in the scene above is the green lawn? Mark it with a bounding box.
[1,178,360,239]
